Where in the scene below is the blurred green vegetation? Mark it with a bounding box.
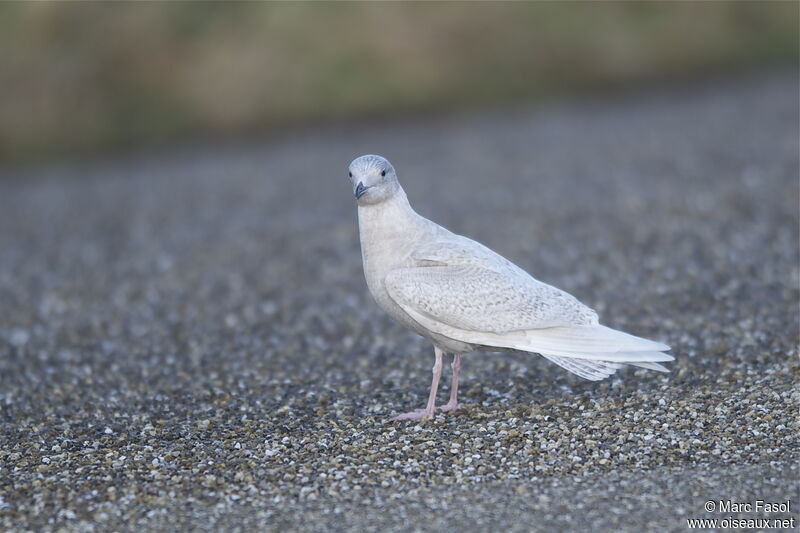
[0,2,797,163]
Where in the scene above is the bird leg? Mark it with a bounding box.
[389,347,443,421]
[438,353,461,412]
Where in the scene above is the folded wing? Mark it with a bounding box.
[384,248,672,379]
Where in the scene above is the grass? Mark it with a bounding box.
[0,2,797,163]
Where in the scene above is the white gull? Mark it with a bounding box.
[348,154,672,421]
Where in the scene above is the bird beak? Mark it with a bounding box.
[355,182,368,199]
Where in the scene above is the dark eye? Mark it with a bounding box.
[380,170,386,177]
[348,172,352,178]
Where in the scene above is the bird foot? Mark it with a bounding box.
[437,401,458,412]
[388,408,435,422]
[390,402,460,421]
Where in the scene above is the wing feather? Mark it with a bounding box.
[385,265,597,333]
[383,236,672,378]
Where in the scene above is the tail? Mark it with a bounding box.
[539,353,669,380]
[526,324,673,381]
[389,302,672,381]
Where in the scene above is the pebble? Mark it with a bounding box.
[0,74,797,532]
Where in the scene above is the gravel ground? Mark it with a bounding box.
[1,73,798,532]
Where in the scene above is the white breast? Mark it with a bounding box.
[357,191,475,353]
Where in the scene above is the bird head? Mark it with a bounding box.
[348,155,399,205]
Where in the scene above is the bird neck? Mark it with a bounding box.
[357,185,424,239]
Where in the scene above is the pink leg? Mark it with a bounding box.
[389,347,444,421]
[438,353,461,412]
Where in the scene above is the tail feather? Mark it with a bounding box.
[556,350,674,363]
[540,352,671,381]
[391,303,673,380]
[396,302,671,362]
[628,361,670,373]
[539,353,621,380]
[522,325,670,354]
[530,326,673,380]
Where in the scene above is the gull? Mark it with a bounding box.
[348,154,672,421]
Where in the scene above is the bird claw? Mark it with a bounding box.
[437,402,459,413]
[388,408,434,422]
[389,402,460,421]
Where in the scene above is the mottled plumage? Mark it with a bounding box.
[348,154,672,420]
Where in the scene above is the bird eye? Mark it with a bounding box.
[348,172,352,178]
[381,170,386,177]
